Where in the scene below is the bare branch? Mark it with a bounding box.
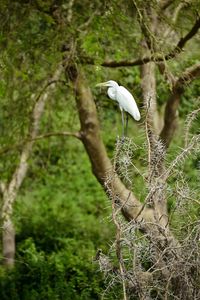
[32,131,82,141]
[0,130,81,155]
[133,0,157,52]
[67,0,75,23]
[176,63,200,87]
[163,134,200,181]
[184,104,200,147]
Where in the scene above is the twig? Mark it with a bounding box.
[184,104,200,147]
[31,131,82,141]
[163,134,200,180]
[0,131,81,156]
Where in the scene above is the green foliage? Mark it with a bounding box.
[0,136,114,299]
[0,238,104,300]
[0,0,199,299]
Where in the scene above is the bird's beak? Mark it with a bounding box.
[95,82,108,87]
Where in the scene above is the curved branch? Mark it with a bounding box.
[171,17,200,57]
[83,17,200,68]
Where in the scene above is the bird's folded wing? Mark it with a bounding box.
[118,86,141,121]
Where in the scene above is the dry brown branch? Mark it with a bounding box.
[163,134,200,181]
[184,104,200,147]
[176,62,200,86]
[110,139,135,300]
[66,0,74,23]
[111,195,127,300]
[95,123,199,299]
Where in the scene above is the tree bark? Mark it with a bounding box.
[141,62,163,134]
[2,216,15,266]
[141,61,168,227]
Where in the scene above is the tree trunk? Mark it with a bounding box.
[160,87,181,147]
[66,64,197,298]
[2,217,15,267]
[1,65,63,267]
[141,62,163,134]
[67,64,155,224]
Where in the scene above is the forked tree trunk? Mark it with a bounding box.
[67,64,156,224]
[67,65,195,297]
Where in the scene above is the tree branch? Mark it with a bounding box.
[0,60,70,266]
[160,0,175,10]
[163,2,185,39]
[32,131,81,141]
[176,62,200,87]
[166,17,200,60]
[184,104,200,147]
[83,17,200,68]
[1,64,63,266]
[160,63,200,148]
[0,182,6,195]
[0,131,81,155]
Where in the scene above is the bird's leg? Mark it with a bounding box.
[125,113,129,137]
[121,108,125,141]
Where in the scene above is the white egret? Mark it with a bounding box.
[96,80,140,137]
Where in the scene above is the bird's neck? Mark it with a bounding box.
[108,87,117,100]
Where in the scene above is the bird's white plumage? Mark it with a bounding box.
[96,80,141,137]
[97,80,140,121]
[116,86,140,121]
